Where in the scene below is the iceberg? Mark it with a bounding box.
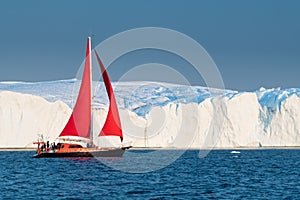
[1,79,300,148]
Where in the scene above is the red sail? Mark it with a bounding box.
[59,38,91,139]
[95,50,123,141]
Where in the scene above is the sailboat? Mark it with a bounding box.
[33,37,131,158]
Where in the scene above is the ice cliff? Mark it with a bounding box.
[0,80,300,148]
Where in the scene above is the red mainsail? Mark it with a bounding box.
[94,50,123,141]
[59,38,91,139]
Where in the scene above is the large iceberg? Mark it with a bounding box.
[0,79,300,148]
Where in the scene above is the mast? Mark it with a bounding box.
[88,36,93,142]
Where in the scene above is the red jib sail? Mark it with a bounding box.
[59,38,92,139]
[94,50,123,141]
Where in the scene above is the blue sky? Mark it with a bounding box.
[0,0,299,90]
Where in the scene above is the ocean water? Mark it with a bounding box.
[0,150,299,199]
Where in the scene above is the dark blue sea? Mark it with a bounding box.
[0,150,299,199]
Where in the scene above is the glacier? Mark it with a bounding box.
[1,79,300,148]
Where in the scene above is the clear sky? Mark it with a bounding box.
[0,0,299,91]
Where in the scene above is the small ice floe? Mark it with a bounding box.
[230,151,241,154]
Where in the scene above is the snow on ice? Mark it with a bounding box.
[1,79,300,148]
